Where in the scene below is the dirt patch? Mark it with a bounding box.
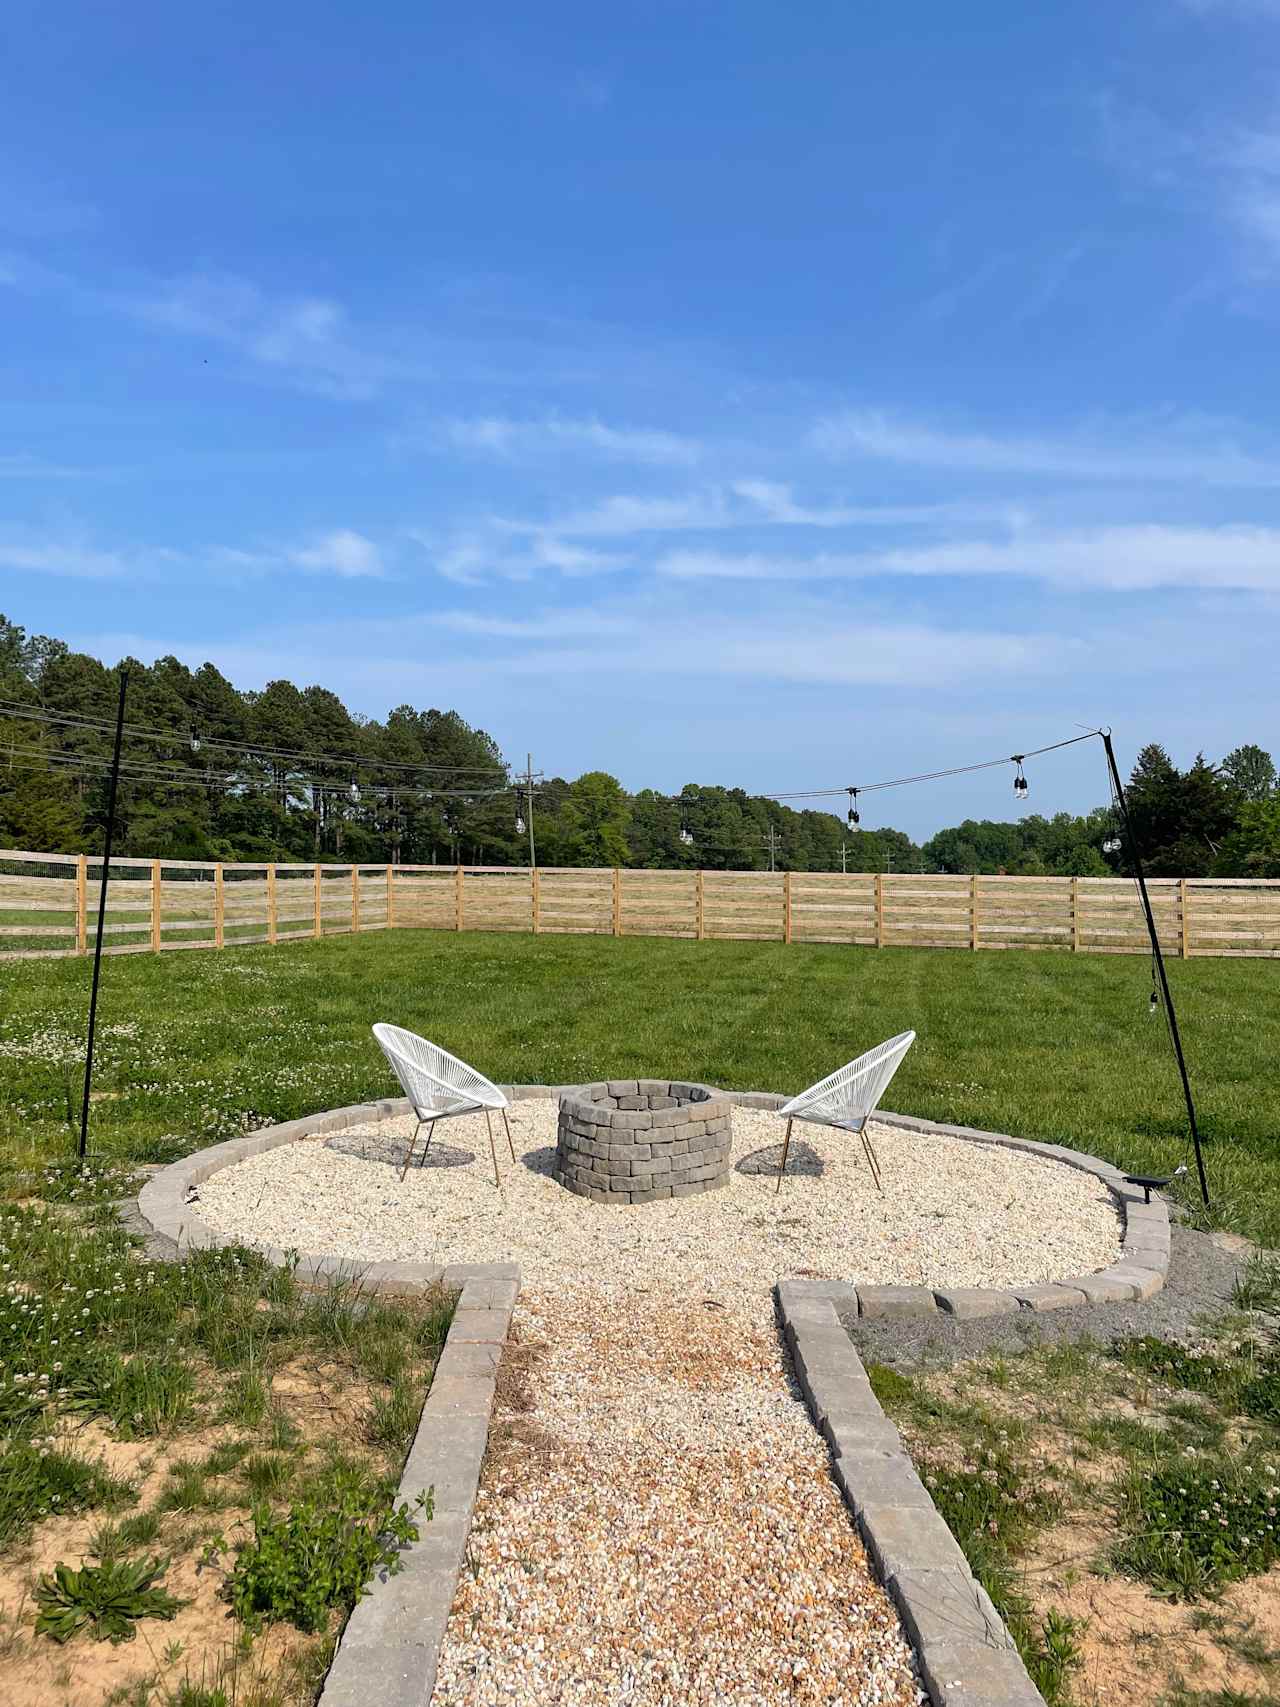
[0,1354,404,1707]
[1030,1513,1280,1705]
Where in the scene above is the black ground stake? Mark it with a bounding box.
[1102,730,1210,1208]
[78,666,129,1163]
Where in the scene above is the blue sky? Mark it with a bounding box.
[3,0,1280,835]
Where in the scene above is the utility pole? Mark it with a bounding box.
[80,666,128,1162]
[840,842,848,875]
[763,825,780,872]
[524,754,537,869]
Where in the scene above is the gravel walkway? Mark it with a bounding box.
[194,1102,1121,1293]
[432,1281,923,1707]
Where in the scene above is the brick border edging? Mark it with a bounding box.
[135,1088,1168,1309]
[777,1276,1046,1707]
[317,1260,519,1707]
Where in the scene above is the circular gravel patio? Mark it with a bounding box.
[189,1098,1122,1296]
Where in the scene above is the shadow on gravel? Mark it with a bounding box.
[841,1226,1256,1373]
[325,1132,477,1170]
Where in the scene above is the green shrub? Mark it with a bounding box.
[34,1555,186,1644]
[228,1485,432,1633]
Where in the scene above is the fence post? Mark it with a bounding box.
[1180,877,1190,959]
[531,867,540,934]
[612,868,622,936]
[214,864,225,950]
[1071,877,1080,952]
[970,874,979,950]
[696,870,705,940]
[351,867,360,934]
[875,873,884,948]
[783,871,792,944]
[455,865,464,931]
[314,865,322,938]
[150,859,161,952]
[76,854,88,954]
[386,865,394,930]
[267,865,277,945]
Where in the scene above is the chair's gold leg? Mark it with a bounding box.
[501,1109,517,1162]
[861,1128,884,1195]
[422,1118,435,1156]
[485,1110,501,1188]
[400,1117,425,1182]
[775,1117,794,1194]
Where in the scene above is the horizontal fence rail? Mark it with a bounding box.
[2,851,1279,961]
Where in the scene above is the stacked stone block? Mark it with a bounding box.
[555,1079,732,1204]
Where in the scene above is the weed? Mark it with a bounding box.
[367,1378,422,1454]
[35,1555,186,1644]
[226,1485,432,1634]
[1112,1452,1280,1598]
[219,1369,269,1429]
[865,1362,917,1408]
[91,1512,163,1559]
[1233,1256,1280,1315]
[239,1453,293,1500]
[0,1443,135,1545]
[1114,1336,1227,1395]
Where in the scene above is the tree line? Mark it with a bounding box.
[1,615,1275,877]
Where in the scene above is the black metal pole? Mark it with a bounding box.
[1102,731,1210,1207]
[79,667,129,1162]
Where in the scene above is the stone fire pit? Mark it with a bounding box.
[554,1079,733,1204]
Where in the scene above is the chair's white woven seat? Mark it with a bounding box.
[775,1031,916,1193]
[372,1023,513,1185]
[373,1023,508,1119]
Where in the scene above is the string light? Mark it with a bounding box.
[1012,757,1029,800]
[846,788,860,829]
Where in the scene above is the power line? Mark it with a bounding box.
[0,701,514,779]
[0,743,521,801]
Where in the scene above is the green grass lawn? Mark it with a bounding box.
[1,929,1277,1238]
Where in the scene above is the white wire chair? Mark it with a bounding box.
[372,1023,516,1187]
[775,1031,916,1195]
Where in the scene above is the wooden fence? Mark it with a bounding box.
[3,849,1280,960]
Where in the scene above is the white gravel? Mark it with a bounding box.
[193,1100,1122,1294]
[432,1280,925,1707]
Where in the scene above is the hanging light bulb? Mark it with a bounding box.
[189,732,202,754]
[679,826,694,846]
[1012,757,1029,800]
[515,812,526,834]
[1102,836,1121,855]
[846,788,860,829]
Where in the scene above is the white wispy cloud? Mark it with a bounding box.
[288,529,384,577]
[1,525,387,581]
[421,530,627,585]
[0,534,132,577]
[123,272,400,400]
[657,523,1280,592]
[501,483,1006,540]
[811,409,1280,486]
[444,416,701,467]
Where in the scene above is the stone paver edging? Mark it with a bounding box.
[777,1275,1046,1707]
[318,1259,518,1707]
